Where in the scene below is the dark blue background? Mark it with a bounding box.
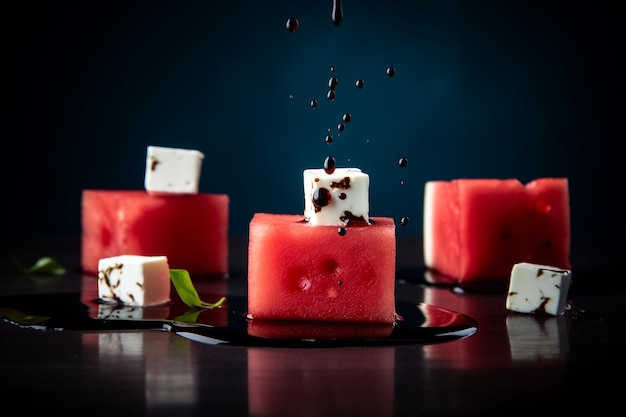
[4,0,624,241]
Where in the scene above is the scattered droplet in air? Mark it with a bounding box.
[342,113,351,123]
[324,155,336,174]
[337,123,345,132]
[386,67,396,77]
[328,77,338,90]
[330,66,336,72]
[355,79,364,88]
[332,0,343,26]
[310,100,318,108]
[400,216,410,226]
[289,94,294,99]
[327,90,336,101]
[286,18,299,32]
[325,135,333,144]
[400,180,405,186]
[398,157,408,167]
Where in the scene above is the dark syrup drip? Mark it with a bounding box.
[286,18,299,32]
[324,156,336,174]
[341,211,369,225]
[331,0,343,26]
[312,188,332,212]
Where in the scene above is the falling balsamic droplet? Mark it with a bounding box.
[332,0,343,26]
[325,135,333,144]
[400,216,410,226]
[355,79,364,89]
[327,90,336,101]
[286,18,299,32]
[330,66,336,72]
[328,77,338,90]
[398,157,408,167]
[310,100,318,108]
[324,156,336,174]
[342,113,351,123]
[338,227,347,236]
[337,123,345,132]
[400,180,405,186]
[386,67,396,77]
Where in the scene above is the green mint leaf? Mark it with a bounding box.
[11,254,66,276]
[169,269,226,309]
[0,308,51,325]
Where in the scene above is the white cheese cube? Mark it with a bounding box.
[144,145,204,195]
[506,262,571,316]
[303,168,369,226]
[98,255,171,307]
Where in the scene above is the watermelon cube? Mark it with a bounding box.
[81,190,229,277]
[247,213,397,323]
[423,178,570,284]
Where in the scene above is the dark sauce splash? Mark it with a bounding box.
[286,17,299,32]
[324,156,336,174]
[332,0,343,26]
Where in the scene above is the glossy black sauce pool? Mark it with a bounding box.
[0,292,477,348]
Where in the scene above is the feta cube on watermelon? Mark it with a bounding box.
[303,167,369,226]
[81,190,229,277]
[144,145,204,195]
[247,213,397,323]
[423,178,570,284]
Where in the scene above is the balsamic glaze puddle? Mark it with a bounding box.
[0,292,477,348]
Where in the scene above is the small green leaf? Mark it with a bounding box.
[10,254,66,276]
[0,308,51,325]
[169,269,226,309]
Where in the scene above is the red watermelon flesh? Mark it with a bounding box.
[81,190,229,277]
[423,178,570,283]
[247,213,397,324]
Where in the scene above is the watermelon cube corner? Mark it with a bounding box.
[247,213,397,324]
[423,178,571,285]
[81,190,229,278]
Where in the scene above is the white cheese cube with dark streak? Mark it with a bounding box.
[98,255,171,307]
[303,168,369,226]
[144,145,204,194]
[506,262,571,316]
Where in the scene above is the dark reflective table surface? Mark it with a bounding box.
[1,235,624,416]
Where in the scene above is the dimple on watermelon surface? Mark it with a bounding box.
[424,178,570,283]
[81,190,229,277]
[247,213,397,323]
